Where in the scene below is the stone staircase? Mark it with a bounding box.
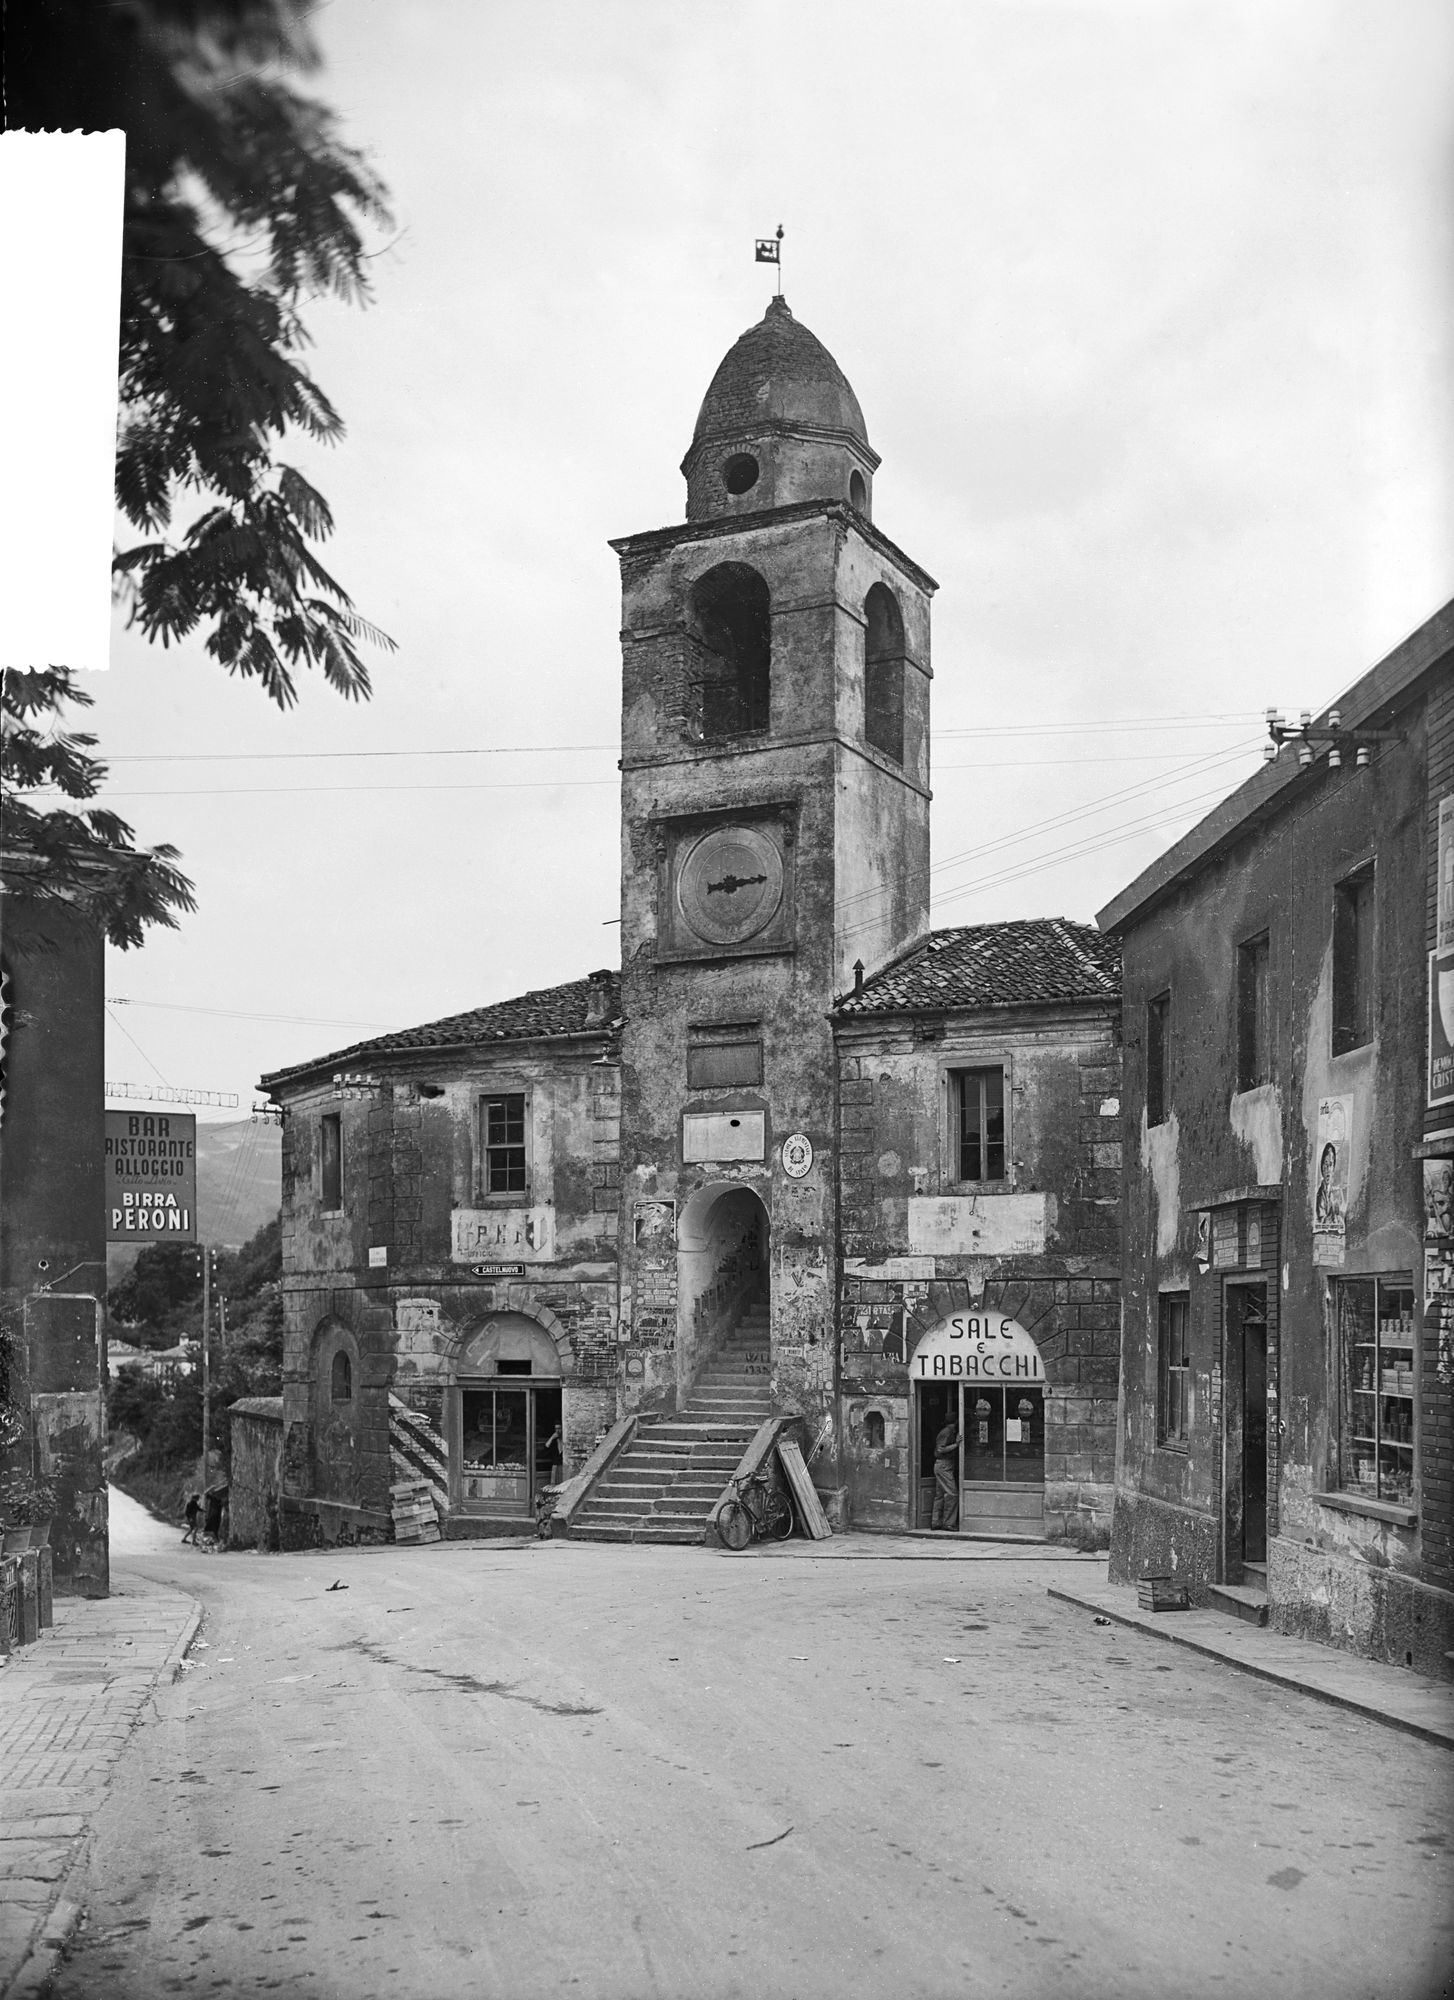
[1209,1559,1269,1626]
[569,1304,771,1544]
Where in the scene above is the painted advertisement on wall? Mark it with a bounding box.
[1311,1096,1350,1268]
[104,1110,196,1241]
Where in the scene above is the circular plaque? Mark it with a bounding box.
[781,1132,814,1179]
[677,825,784,947]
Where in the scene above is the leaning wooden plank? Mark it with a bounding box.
[776,1438,831,1540]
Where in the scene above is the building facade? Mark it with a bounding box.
[263,299,1123,1544]
[1102,606,1454,1676]
[0,879,110,1595]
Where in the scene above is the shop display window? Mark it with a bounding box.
[1335,1276,1415,1506]
[962,1385,1044,1484]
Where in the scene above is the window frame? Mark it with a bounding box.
[1332,1273,1415,1506]
[1156,1291,1192,1449]
[320,1111,343,1212]
[1146,991,1171,1127]
[477,1089,529,1200]
[948,1064,1007,1186]
[1235,931,1271,1091]
[1332,865,1375,1056]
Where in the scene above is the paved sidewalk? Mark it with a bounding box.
[1048,1570,1454,1750]
[758,1531,1106,1561]
[0,1567,199,2000]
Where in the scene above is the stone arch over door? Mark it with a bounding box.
[676,1180,769,1402]
[309,1314,362,1505]
[442,1300,574,1381]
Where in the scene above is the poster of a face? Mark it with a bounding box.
[633,1200,676,1248]
[1424,1158,1454,1240]
[1312,1096,1350,1267]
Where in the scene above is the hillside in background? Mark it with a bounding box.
[195,1118,282,1245]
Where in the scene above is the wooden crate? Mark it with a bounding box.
[1137,1574,1189,1613]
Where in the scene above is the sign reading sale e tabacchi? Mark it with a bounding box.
[105,1110,197,1242]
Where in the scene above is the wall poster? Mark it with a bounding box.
[1311,1096,1350,1267]
[1423,1158,1454,1241]
[1430,950,1454,1111]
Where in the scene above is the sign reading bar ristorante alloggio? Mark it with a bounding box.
[105,1111,197,1241]
[909,1312,1046,1382]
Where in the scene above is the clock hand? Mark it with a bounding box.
[705,872,768,896]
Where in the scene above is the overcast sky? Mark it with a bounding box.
[83,0,1454,1119]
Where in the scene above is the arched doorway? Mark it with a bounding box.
[449,1313,566,1519]
[310,1316,362,1506]
[909,1311,1047,1536]
[675,1183,769,1404]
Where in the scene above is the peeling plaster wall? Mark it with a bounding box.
[275,1041,620,1528]
[1110,695,1438,1661]
[614,505,931,1437]
[836,1003,1122,1533]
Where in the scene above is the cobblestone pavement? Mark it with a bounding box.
[0,1498,198,2000]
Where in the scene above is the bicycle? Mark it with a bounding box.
[716,1463,795,1552]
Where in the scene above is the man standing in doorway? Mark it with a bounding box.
[931,1411,960,1532]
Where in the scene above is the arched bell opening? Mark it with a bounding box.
[909,1312,1048,1537]
[864,581,905,765]
[448,1312,567,1520]
[675,1182,770,1407]
[686,563,771,740]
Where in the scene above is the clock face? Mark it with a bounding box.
[676,825,785,947]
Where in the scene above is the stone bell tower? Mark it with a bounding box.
[610,295,936,1426]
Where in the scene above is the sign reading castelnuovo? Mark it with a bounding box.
[104,1111,197,1241]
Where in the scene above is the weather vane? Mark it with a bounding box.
[754,224,784,295]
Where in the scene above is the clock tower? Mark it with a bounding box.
[610,296,936,1426]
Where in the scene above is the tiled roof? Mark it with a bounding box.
[693,296,868,448]
[835,920,1120,1017]
[261,971,621,1090]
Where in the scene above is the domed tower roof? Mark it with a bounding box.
[681,297,879,525]
[691,295,871,450]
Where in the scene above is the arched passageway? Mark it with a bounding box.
[675,1183,769,1404]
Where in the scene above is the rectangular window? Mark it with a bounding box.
[481,1093,527,1194]
[1335,1275,1415,1506]
[1332,868,1375,1055]
[1236,933,1270,1090]
[955,1067,1005,1182]
[1157,1293,1192,1447]
[1146,992,1170,1127]
[320,1113,342,1210]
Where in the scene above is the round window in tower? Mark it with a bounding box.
[723,453,760,496]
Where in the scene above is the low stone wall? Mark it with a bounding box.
[1268,1535,1454,1682]
[228,1398,283,1550]
[1106,1485,1217,1602]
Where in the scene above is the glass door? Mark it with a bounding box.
[459,1386,532,1514]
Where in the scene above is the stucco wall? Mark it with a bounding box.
[1109,697,1436,1640]
[836,1003,1122,1534]
[228,1399,283,1549]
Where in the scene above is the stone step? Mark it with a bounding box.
[1208,1582,1269,1626]
[566,1521,636,1542]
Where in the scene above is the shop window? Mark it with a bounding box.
[864,1409,885,1448]
[321,1113,342,1210]
[864,583,905,764]
[1157,1293,1191,1447]
[330,1350,353,1402]
[480,1092,527,1194]
[1332,867,1375,1055]
[1146,991,1170,1127]
[688,563,770,738]
[1334,1275,1415,1505]
[1236,932,1270,1089]
[953,1067,1005,1182]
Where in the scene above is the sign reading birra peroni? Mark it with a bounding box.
[105,1111,197,1241]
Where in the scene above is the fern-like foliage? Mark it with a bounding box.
[4,1,395,935]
